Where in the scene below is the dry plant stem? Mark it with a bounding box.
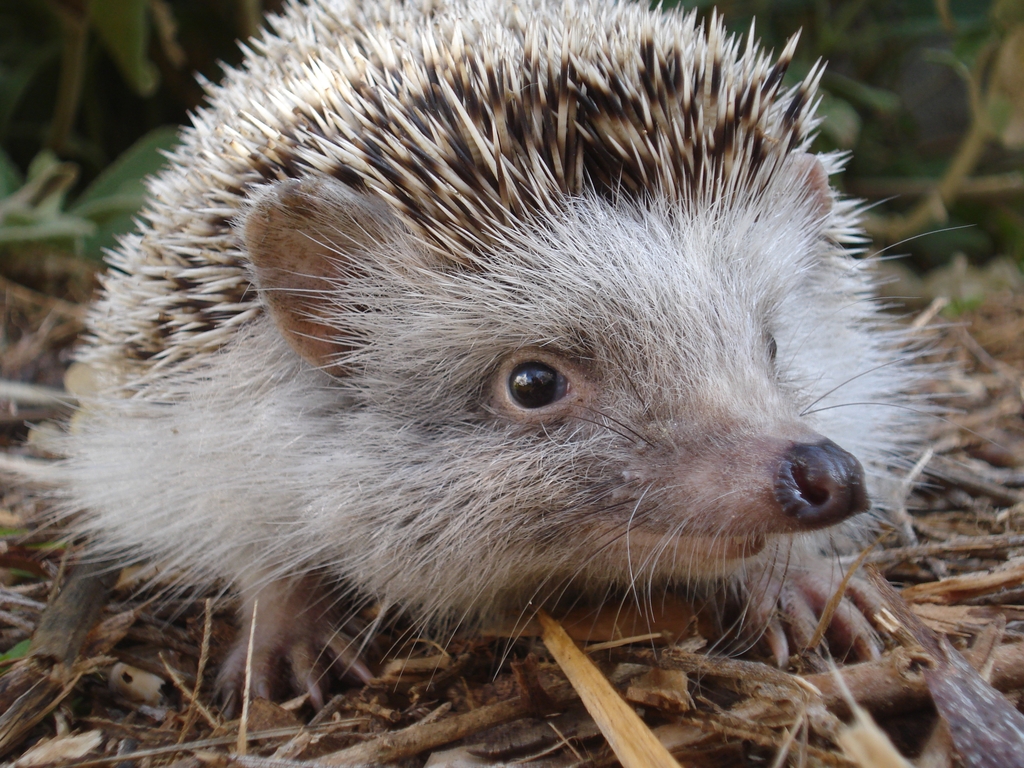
[149,0,187,67]
[891,448,933,547]
[881,36,995,245]
[935,0,955,32]
[909,298,950,331]
[656,721,849,767]
[809,641,1024,719]
[879,120,988,243]
[806,539,879,651]
[865,532,1024,566]
[0,450,57,475]
[47,2,89,153]
[834,704,914,767]
[616,643,1024,720]
[0,663,87,758]
[0,609,34,633]
[40,724,361,768]
[162,652,221,736]
[0,589,47,612]
[317,682,577,766]
[901,560,1024,602]
[0,380,74,407]
[237,0,265,39]
[536,609,682,768]
[217,756,319,768]
[926,455,1024,507]
[237,599,259,756]
[0,276,87,321]
[893,448,951,578]
[180,599,219,740]
[46,546,72,607]
[547,720,584,762]
[955,326,1024,382]
[851,171,1024,200]
[768,710,806,768]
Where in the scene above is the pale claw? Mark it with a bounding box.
[741,560,882,667]
[215,577,374,717]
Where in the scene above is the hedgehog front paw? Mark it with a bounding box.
[741,560,883,668]
[215,578,374,716]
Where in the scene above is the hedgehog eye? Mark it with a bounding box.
[508,362,568,409]
[767,335,778,364]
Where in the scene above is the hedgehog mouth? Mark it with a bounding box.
[673,533,767,562]
[621,531,768,563]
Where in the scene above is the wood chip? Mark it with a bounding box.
[625,668,693,713]
[902,560,1024,603]
[12,730,103,768]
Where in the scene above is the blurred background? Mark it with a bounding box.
[0,0,1020,390]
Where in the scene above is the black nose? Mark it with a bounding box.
[774,439,869,528]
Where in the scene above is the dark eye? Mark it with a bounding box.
[508,362,568,409]
[767,335,778,363]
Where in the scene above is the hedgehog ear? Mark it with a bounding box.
[791,153,833,219]
[242,175,407,375]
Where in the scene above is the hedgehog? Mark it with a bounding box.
[50,0,929,706]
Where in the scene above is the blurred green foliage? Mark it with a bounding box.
[0,0,1019,279]
[0,0,272,269]
[670,0,1024,269]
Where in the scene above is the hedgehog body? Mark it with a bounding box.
[57,0,927,697]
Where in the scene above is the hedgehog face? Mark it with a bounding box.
[236,162,897,616]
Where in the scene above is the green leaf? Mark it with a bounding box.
[0,639,30,667]
[89,0,159,97]
[822,71,901,115]
[73,126,179,209]
[0,216,95,243]
[0,151,81,241]
[20,151,78,218]
[922,47,973,81]
[26,150,61,183]
[72,192,148,219]
[72,126,180,260]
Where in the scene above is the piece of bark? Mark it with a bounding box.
[925,637,1024,768]
[0,561,117,758]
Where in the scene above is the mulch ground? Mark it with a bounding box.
[0,278,1022,768]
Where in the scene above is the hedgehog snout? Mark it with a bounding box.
[773,439,868,529]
